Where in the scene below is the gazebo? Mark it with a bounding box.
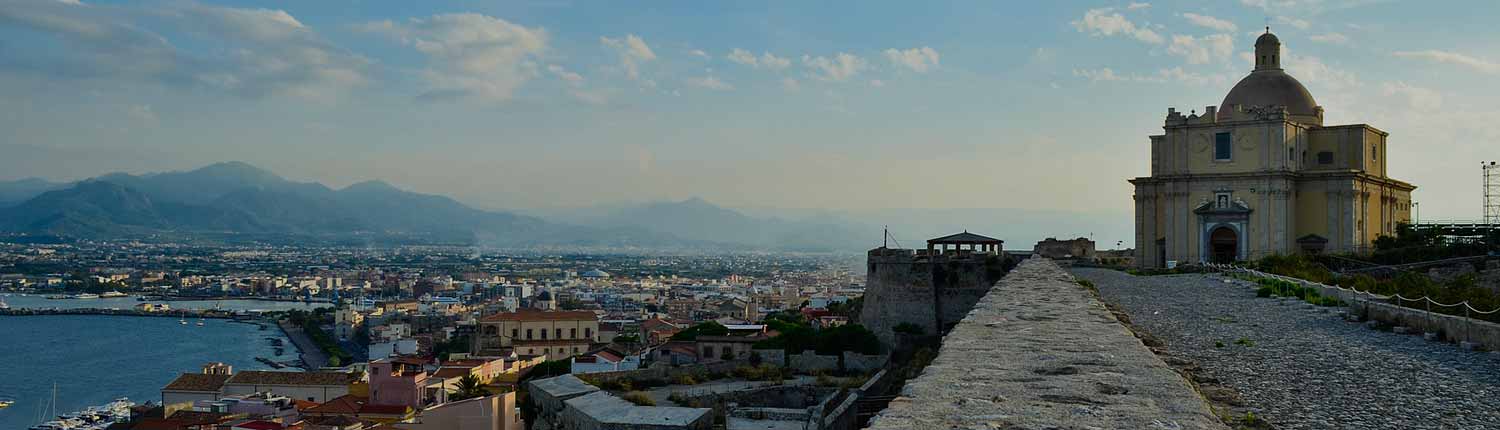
[927,231,1004,254]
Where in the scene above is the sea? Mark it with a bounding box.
[0,298,332,429]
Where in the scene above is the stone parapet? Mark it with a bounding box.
[866,258,1228,429]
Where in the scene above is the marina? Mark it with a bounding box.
[0,315,294,430]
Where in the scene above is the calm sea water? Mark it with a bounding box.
[3,295,329,312]
[0,315,296,429]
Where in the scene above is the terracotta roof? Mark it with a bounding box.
[480,309,597,322]
[227,371,360,387]
[163,373,232,392]
[305,395,412,417]
[432,367,474,379]
[233,420,284,430]
[165,410,231,424]
[131,419,194,430]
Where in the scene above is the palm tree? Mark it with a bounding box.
[449,374,487,401]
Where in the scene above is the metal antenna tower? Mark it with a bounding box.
[1485,161,1500,239]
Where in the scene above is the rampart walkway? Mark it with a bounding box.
[866,258,1227,429]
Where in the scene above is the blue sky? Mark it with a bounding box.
[2,0,1497,227]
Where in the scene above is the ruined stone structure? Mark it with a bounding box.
[1131,30,1415,267]
[860,232,1013,347]
[1033,237,1096,260]
[866,258,1228,429]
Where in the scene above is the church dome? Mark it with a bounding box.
[1217,30,1320,123]
[1218,70,1318,117]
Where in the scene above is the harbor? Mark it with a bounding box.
[0,315,302,430]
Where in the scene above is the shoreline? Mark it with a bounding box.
[0,308,246,319]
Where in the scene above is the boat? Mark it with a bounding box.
[72,293,100,299]
[195,319,205,326]
[179,318,187,325]
[0,297,9,310]
[100,291,128,298]
[30,396,135,430]
[0,397,13,408]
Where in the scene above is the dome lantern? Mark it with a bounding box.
[1254,27,1281,71]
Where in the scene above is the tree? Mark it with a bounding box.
[449,374,488,401]
[670,322,729,341]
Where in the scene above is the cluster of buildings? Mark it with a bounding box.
[147,361,524,430]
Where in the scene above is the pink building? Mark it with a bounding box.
[369,357,430,408]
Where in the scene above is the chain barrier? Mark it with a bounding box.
[1206,263,1500,318]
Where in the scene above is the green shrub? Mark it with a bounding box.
[670,373,699,386]
[1233,338,1254,347]
[1255,286,1274,298]
[621,391,655,406]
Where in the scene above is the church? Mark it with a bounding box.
[1131,30,1416,267]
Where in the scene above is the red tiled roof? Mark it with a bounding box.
[163,373,232,392]
[432,367,474,379]
[480,309,597,322]
[227,371,360,387]
[233,420,284,430]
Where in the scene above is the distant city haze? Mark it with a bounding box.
[3,1,1496,247]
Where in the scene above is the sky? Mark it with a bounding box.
[2,0,1498,225]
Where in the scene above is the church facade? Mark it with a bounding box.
[1131,31,1416,267]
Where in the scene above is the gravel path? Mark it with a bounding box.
[1073,268,1500,430]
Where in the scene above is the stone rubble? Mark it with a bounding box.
[1074,268,1500,430]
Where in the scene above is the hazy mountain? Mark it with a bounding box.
[0,178,69,207]
[95,161,333,205]
[0,163,708,249]
[562,197,870,252]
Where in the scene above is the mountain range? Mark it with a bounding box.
[0,162,869,250]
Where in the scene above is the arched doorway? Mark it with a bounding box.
[1209,226,1238,263]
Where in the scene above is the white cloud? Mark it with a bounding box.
[0,0,371,101]
[1167,34,1234,64]
[1127,2,1151,10]
[1181,13,1237,32]
[1072,8,1164,44]
[569,89,607,105]
[685,75,734,90]
[359,13,546,102]
[600,34,656,80]
[781,77,800,91]
[726,48,790,71]
[547,64,583,85]
[688,49,708,59]
[801,53,867,81]
[1392,50,1500,74]
[1308,32,1350,45]
[869,79,885,87]
[1380,82,1443,111]
[1073,67,1226,86]
[882,46,940,73]
[1274,15,1311,30]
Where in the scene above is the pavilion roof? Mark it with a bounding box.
[927,231,1003,244]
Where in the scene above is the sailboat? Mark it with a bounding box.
[179,318,187,325]
[196,318,206,326]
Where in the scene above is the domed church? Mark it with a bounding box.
[1130,30,1415,266]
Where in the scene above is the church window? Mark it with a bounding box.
[1214,132,1232,161]
[1372,145,1378,160]
[1289,148,1294,161]
[1317,151,1334,164]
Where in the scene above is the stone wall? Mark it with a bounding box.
[749,349,784,367]
[866,258,1228,429]
[788,351,839,372]
[859,247,1013,347]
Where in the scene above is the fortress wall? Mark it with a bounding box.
[866,258,1228,429]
